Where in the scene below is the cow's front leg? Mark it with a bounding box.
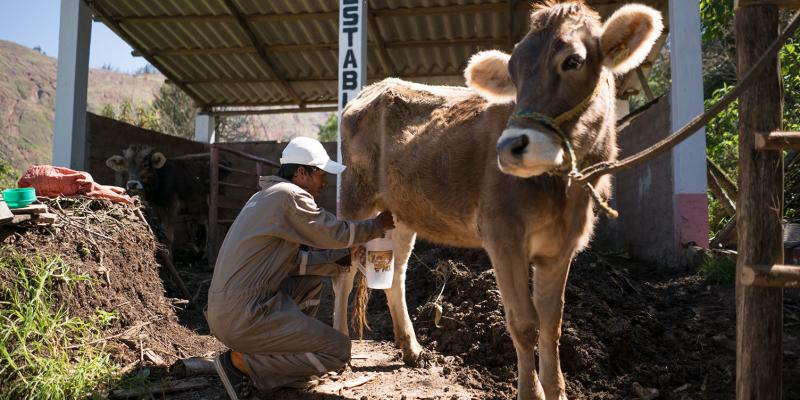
[332,267,357,334]
[486,245,545,400]
[533,255,572,400]
[383,223,423,365]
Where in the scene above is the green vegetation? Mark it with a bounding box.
[101,82,250,141]
[0,249,118,399]
[630,1,800,235]
[152,83,195,138]
[0,158,19,189]
[318,113,338,142]
[698,256,737,284]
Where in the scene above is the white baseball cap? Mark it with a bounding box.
[280,137,346,174]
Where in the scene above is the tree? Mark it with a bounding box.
[695,0,800,229]
[134,64,157,75]
[215,115,251,142]
[152,83,195,139]
[0,158,18,189]
[99,83,261,142]
[318,113,337,142]
[631,1,800,232]
[100,104,116,119]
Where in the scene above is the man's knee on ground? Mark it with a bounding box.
[330,329,352,364]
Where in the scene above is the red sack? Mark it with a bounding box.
[17,165,133,204]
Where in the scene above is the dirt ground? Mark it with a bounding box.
[2,198,799,399]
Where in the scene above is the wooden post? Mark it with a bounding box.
[208,145,220,268]
[735,5,784,399]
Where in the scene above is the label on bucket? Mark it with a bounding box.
[368,250,393,272]
[364,230,394,289]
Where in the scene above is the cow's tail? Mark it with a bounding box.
[350,271,370,339]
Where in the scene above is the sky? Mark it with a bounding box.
[0,0,149,73]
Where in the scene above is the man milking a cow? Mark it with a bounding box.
[206,137,394,399]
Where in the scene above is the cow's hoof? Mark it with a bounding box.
[403,347,432,367]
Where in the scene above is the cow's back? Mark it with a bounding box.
[341,78,513,247]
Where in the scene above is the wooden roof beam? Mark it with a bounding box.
[211,105,338,116]
[221,0,302,105]
[111,2,531,25]
[181,72,464,85]
[134,37,506,58]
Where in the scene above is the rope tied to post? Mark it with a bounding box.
[511,81,619,219]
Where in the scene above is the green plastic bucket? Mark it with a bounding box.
[2,188,36,208]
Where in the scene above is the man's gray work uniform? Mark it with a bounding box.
[207,176,383,392]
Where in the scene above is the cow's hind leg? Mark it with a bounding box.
[335,170,379,335]
[332,205,376,335]
[383,222,423,365]
[486,245,545,400]
[332,268,358,335]
[533,255,572,400]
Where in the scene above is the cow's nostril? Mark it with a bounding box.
[497,135,530,157]
[511,135,529,155]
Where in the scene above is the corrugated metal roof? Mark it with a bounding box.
[89,0,668,112]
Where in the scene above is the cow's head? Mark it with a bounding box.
[105,145,167,195]
[465,1,662,178]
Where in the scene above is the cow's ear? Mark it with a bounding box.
[464,50,516,104]
[600,4,663,75]
[105,155,127,172]
[151,152,167,169]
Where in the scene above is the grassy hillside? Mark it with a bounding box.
[0,39,329,177]
[0,40,163,173]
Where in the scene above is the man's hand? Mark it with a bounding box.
[353,246,366,267]
[375,211,395,231]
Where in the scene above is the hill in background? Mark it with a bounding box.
[0,39,328,174]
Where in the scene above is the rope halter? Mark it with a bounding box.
[508,82,619,219]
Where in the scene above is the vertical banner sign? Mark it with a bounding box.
[337,0,367,215]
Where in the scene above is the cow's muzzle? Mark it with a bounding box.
[496,128,564,178]
[126,180,144,191]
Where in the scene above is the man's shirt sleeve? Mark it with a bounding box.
[292,248,350,276]
[276,189,383,249]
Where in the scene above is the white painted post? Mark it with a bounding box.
[53,0,92,169]
[194,111,216,143]
[336,0,368,215]
[669,0,709,250]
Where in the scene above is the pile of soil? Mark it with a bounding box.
[0,197,221,373]
[4,197,798,399]
[361,242,800,399]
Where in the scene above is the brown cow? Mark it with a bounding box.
[106,145,210,255]
[332,2,662,399]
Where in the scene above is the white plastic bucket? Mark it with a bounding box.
[363,230,394,289]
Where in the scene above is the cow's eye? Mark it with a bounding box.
[561,54,584,71]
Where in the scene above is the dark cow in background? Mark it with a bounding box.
[105,144,210,259]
